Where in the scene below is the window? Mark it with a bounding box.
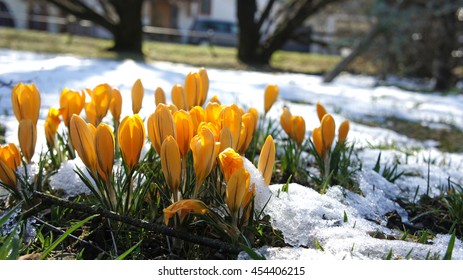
[199,0,211,15]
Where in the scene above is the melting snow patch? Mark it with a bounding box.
[49,159,92,199]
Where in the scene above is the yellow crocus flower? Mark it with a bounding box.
[219,127,233,153]
[84,101,98,126]
[290,115,306,146]
[338,120,350,143]
[198,67,209,106]
[11,82,41,125]
[147,103,176,155]
[70,115,97,175]
[190,127,220,197]
[118,114,145,171]
[321,114,335,152]
[161,136,181,200]
[219,104,242,150]
[0,143,21,190]
[205,101,222,124]
[0,159,17,191]
[316,102,328,122]
[185,71,201,109]
[189,106,205,135]
[218,148,244,183]
[18,119,37,164]
[163,199,208,225]
[91,83,112,124]
[226,168,250,219]
[258,135,275,186]
[109,88,122,122]
[95,123,115,182]
[155,87,166,106]
[173,110,193,157]
[312,127,324,158]
[280,107,292,136]
[264,84,279,114]
[44,107,61,147]
[131,79,144,114]
[60,88,86,128]
[248,107,259,128]
[209,95,221,105]
[237,112,257,154]
[171,84,187,111]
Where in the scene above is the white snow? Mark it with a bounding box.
[1,48,462,259]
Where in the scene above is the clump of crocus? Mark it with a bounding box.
[312,102,352,191]
[279,107,306,146]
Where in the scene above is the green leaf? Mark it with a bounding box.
[116,240,142,260]
[442,229,456,260]
[385,248,393,260]
[343,210,348,223]
[240,244,266,260]
[40,214,98,260]
[314,238,324,252]
[0,226,20,260]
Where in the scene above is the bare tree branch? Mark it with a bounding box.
[33,191,243,254]
[46,0,117,33]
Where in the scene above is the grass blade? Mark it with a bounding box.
[40,214,98,260]
[442,229,456,260]
[116,240,142,260]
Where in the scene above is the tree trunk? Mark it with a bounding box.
[432,8,457,91]
[236,0,260,64]
[109,0,144,54]
[323,23,382,83]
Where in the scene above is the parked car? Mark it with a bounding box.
[186,18,238,47]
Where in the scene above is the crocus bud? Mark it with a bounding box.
[60,88,86,128]
[109,88,122,122]
[118,114,145,171]
[161,136,181,198]
[11,83,41,125]
[131,79,144,114]
[338,120,350,143]
[173,110,193,157]
[258,135,275,186]
[237,112,257,154]
[91,83,112,124]
[198,67,209,106]
[190,127,220,191]
[18,119,37,164]
[280,107,292,136]
[70,115,97,175]
[155,87,166,106]
[44,107,61,147]
[147,104,176,155]
[171,84,187,111]
[95,123,115,182]
[226,168,250,218]
[290,115,306,146]
[264,84,279,114]
[321,114,335,151]
[312,127,324,158]
[316,102,327,122]
[219,104,242,150]
[185,71,201,109]
[0,160,17,191]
